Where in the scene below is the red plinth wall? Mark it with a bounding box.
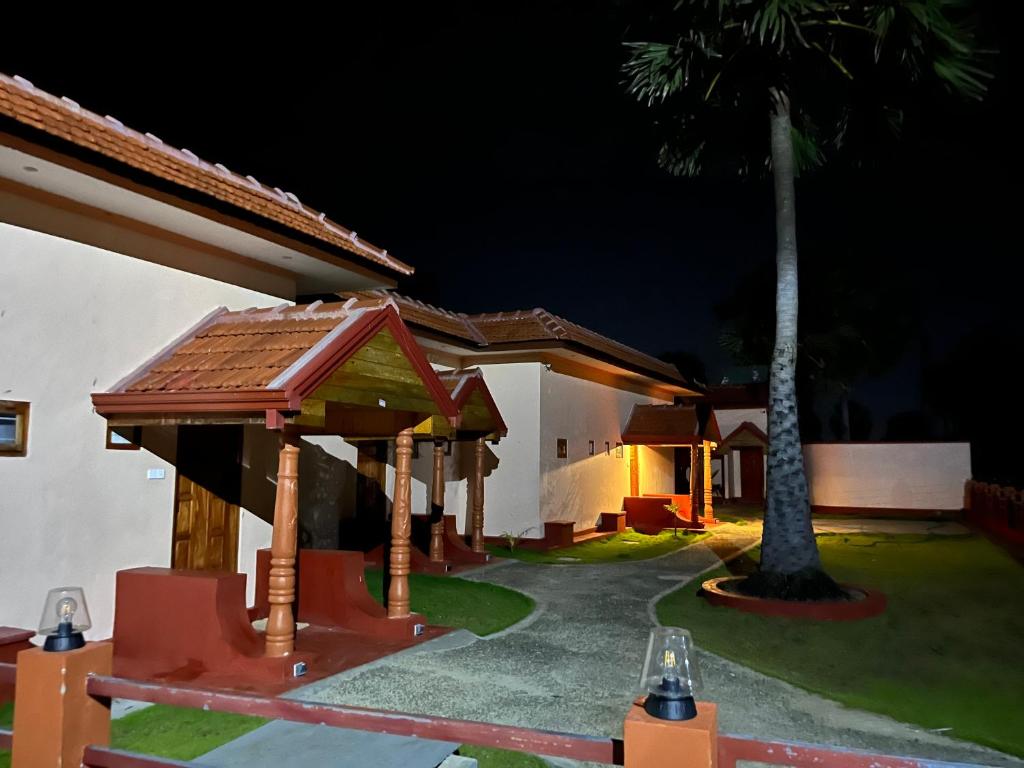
[297,550,426,640]
[443,516,491,564]
[112,567,305,683]
[364,540,452,575]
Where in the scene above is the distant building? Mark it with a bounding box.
[342,292,701,540]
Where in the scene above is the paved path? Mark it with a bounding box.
[294,525,1021,767]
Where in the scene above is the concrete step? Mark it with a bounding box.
[195,719,458,768]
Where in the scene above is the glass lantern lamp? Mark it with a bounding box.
[39,587,91,652]
[639,626,702,720]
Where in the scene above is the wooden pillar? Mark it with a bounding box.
[690,444,702,525]
[265,440,299,657]
[629,445,640,497]
[703,440,714,521]
[471,437,486,553]
[388,427,414,618]
[430,440,446,563]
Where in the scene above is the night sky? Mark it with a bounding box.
[2,5,1018,443]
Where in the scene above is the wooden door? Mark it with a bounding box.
[739,447,765,505]
[172,425,243,571]
[172,474,239,571]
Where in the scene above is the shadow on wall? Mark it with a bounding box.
[457,440,500,535]
[140,424,502,555]
[236,428,364,551]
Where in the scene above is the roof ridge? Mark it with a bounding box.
[1,73,411,275]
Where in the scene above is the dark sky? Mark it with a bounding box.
[2,5,1017,433]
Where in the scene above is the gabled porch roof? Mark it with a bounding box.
[91,298,461,436]
[620,404,721,446]
[438,368,508,439]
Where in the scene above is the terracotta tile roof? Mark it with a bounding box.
[343,290,485,344]
[468,308,686,384]
[341,291,690,387]
[116,299,386,394]
[437,367,508,436]
[621,405,721,445]
[0,73,411,276]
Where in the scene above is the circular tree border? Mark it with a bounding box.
[700,576,886,621]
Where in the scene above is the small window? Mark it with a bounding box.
[615,442,624,458]
[0,401,30,457]
[445,440,453,456]
[588,440,595,456]
[106,425,142,451]
[556,438,568,459]
[605,441,611,456]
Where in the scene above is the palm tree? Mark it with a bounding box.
[624,0,990,599]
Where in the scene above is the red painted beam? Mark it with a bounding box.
[83,746,199,767]
[0,662,15,685]
[0,727,12,750]
[718,734,967,768]
[86,675,624,765]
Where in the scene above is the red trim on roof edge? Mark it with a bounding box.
[449,373,508,437]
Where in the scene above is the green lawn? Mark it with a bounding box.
[657,532,1024,757]
[458,744,549,766]
[1,701,10,768]
[488,527,710,564]
[364,570,534,636]
[1,701,264,768]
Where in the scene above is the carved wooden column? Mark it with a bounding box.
[388,427,414,618]
[429,440,446,563]
[702,440,714,521]
[629,445,640,497]
[471,437,486,553]
[689,444,700,524]
[265,440,299,657]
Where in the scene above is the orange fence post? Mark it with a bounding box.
[11,642,112,768]
[624,699,718,768]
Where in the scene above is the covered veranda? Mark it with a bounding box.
[620,403,722,530]
[91,297,503,686]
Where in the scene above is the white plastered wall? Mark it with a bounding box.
[0,222,284,638]
[399,363,543,539]
[802,442,971,511]
[539,370,673,532]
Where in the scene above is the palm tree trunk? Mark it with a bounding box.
[840,388,851,441]
[755,92,826,583]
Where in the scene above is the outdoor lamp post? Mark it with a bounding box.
[639,626,702,721]
[39,586,91,652]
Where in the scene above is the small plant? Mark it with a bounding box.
[664,503,681,537]
[499,527,535,552]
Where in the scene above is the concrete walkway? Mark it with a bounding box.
[293,525,1021,767]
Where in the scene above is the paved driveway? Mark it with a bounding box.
[293,527,1021,767]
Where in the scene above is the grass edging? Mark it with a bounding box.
[488,528,711,565]
[364,570,535,636]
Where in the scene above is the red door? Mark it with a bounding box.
[739,447,765,505]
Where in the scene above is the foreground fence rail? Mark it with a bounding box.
[85,675,624,765]
[1,655,998,768]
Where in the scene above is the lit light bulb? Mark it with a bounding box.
[56,596,77,625]
[663,648,678,680]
